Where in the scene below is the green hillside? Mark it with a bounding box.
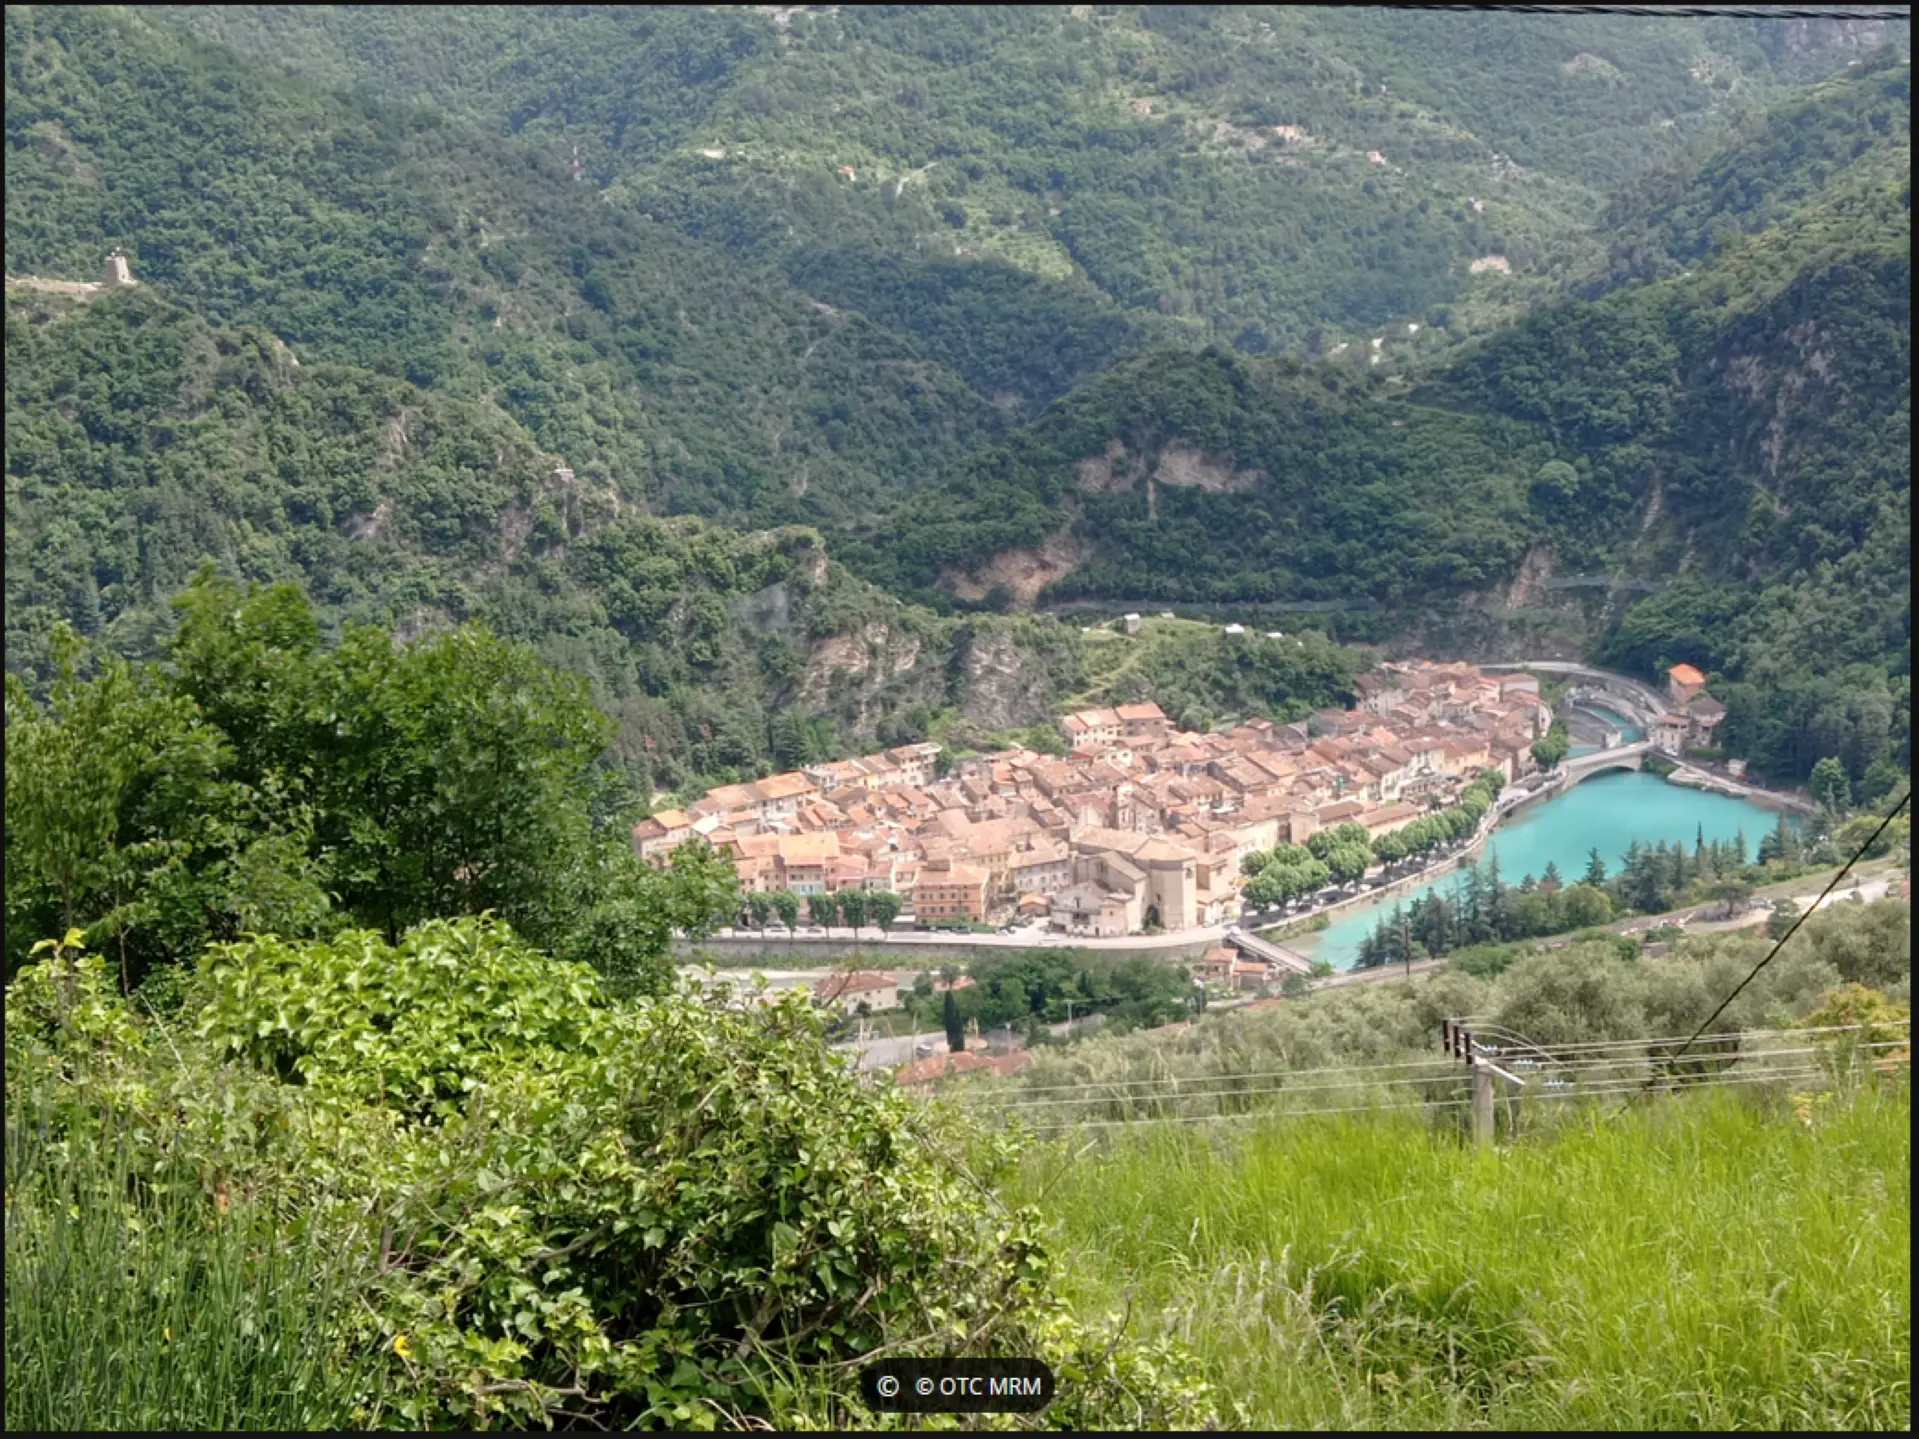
[5,4,1006,527]
[4,13,1913,1433]
[3,283,1110,795]
[153,4,1905,358]
[1587,50,1913,295]
[4,6,1909,796]
[845,345,1541,609]
[848,58,1911,785]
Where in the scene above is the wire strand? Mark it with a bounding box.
[992,1054,1463,1097]
[1393,4,1912,18]
[1652,791,1911,1085]
[961,1023,1907,1104]
[1023,1060,1908,1135]
[1448,1020,1908,1052]
[987,1045,1908,1116]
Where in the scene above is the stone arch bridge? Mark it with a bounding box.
[1559,740,1652,782]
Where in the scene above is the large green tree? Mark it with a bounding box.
[5,573,736,992]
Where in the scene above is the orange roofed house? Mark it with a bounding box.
[1664,664,1728,751]
[631,808,694,862]
[1115,701,1172,741]
[1059,707,1123,752]
[1667,663,1707,708]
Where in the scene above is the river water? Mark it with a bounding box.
[1288,770,1791,970]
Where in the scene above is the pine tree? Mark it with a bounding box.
[943,990,965,1053]
[1584,847,1608,886]
[1758,812,1800,865]
[770,711,806,771]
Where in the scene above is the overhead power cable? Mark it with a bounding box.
[996,1054,1460,1097]
[968,1022,1906,1106]
[1451,1020,1909,1052]
[1651,790,1911,1085]
[1028,1094,1475,1134]
[1026,1057,1907,1136]
[1396,4,1911,19]
[995,1042,1905,1116]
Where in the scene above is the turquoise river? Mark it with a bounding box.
[1287,770,1793,970]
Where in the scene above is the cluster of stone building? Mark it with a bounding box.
[1652,663,1727,757]
[633,661,1553,936]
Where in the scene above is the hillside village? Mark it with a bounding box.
[635,659,1558,936]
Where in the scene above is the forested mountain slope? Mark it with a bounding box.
[856,52,1908,616]
[1,283,1109,797]
[845,346,1542,611]
[5,8,1908,795]
[1586,44,1913,295]
[5,4,1004,527]
[852,57,1910,787]
[156,4,1902,361]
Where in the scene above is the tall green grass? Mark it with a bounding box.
[4,1111,375,1432]
[1012,1086,1910,1429]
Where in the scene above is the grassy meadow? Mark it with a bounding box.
[1009,1085,1911,1430]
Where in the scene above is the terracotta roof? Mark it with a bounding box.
[755,771,819,801]
[1357,802,1421,829]
[778,832,841,864]
[702,782,760,812]
[1668,663,1706,686]
[815,970,897,1000]
[1132,837,1197,865]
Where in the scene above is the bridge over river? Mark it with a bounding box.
[1225,928,1313,974]
[1559,740,1653,781]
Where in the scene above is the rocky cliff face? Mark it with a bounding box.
[798,622,926,711]
[954,624,1066,731]
[785,614,1075,743]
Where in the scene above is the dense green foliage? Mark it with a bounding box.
[5,924,1225,1430]
[1,281,1089,790]
[6,1062,379,1431]
[1589,53,1913,294]
[5,4,1005,528]
[7,8,1909,791]
[907,949,1197,1038]
[3,577,736,990]
[157,4,1903,355]
[850,346,1540,608]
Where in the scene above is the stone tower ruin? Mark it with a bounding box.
[102,249,132,287]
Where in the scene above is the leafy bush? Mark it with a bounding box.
[8,921,1226,1431]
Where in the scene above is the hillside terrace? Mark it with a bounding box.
[637,662,1552,936]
